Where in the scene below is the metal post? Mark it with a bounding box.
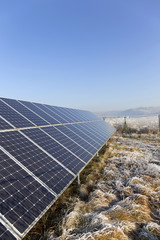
[77,173,80,185]
[97,152,99,157]
[123,116,127,131]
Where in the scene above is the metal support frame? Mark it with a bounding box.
[77,173,80,185]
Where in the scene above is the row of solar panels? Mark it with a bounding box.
[0,97,99,130]
[0,98,115,240]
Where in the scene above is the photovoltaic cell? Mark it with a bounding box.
[0,131,74,195]
[0,149,55,234]
[42,126,92,163]
[1,98,49,126]
[19,101,59,125]
[22,128,85,174]
[0,222,16,240]
[0,100,33,128]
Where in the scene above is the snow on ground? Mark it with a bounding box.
[105,116,159,131]
[48,130,160,240]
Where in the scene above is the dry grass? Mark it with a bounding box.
[24,133,160,240]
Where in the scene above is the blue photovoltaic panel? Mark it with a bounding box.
[68,109,88,122]
[65,124,102,149]
[19,101,59,125]
[0,117,13,130]
[22,128,85,174]
[0,131,74,195]
[35,103,71,123]
[91,121,114,134]
[1,98,49,126]
[45,105,74,123]
[73,123,106,145]
[0,149,55,234]
[55,125,98,155]
[80,122,107,141]
[0,97,116,239]
[56,107,81,122]
[0,99,34,128]
[0,222,16,240]
[73,122,106,145]
[42,126,92,163]
[81,110,100,121]
[87,121,115,138]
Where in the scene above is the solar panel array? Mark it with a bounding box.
[0,97,115,240]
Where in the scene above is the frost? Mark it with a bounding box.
[48,130,160,240]
[145,163,160,177]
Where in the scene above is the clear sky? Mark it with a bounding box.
[0,0,160,112]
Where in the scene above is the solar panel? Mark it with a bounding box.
[55,107,81,122]
[65,124,102,149]
[55,124,98,155]
[19,101,59,125]
[1,98,49,126]
[21,128,85,174]
[0,97,116,239]
[0,222,16,240]
[73,123,106,144]
[0,99,34,128]
[35,103,71,123]
[45,105,75,123]
[0,149,55,236]
[0,131,74,195]
[42,126,92,163]
[0,117,13,130]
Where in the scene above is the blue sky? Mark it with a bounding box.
[0,0,160,112]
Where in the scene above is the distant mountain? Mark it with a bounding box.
[97,106,160,117]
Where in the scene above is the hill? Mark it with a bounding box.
[97,106,160,118]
